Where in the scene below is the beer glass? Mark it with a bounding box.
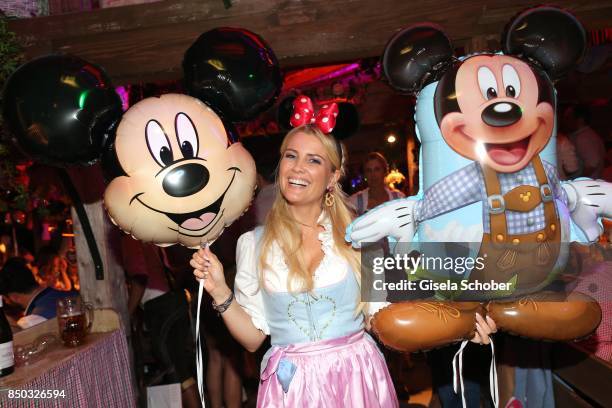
[56,296,94,347]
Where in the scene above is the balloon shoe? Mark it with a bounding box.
[371,301,484,352]
[487,291,602,341]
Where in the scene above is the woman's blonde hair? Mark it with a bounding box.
[258,125,361,293]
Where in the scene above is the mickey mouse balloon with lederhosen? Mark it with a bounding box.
[347,6,608,353]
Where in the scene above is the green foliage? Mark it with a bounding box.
[0,16,22,132]
[0,15,24,214]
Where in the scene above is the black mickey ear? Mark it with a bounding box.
[502,6,586,80]
[222,120,240,146]
[382,24,454,95]
[332,102,360,140]
[183,27,282,123]
[100,119,127,182]
[2,54,122,167]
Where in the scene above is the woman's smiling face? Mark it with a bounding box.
[279,131,336,207]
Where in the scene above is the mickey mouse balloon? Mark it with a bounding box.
[347,6,606,352]
[103,94,256,248]
[2,55,122,166]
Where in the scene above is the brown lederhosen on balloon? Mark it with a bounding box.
[468,156,561,298]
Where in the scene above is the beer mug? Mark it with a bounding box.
[56,296,94,347]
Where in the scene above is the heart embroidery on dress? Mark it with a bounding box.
[287,294,337,340]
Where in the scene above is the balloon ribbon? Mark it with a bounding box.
[195,241,208,406]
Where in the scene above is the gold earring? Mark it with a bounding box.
[325,190,335,207]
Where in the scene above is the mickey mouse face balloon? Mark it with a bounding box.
[104,94,256,248]
[434,55,555,174]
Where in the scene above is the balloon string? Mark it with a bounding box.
[452,340,469,408]
[489,337,499,408]
[195,242,207,406]
[451,338,499,408]
[196,279,206,406]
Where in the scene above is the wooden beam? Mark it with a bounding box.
[9,0,612,84]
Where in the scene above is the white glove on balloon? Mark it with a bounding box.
[346,199,418,248]
[562,179,612,242]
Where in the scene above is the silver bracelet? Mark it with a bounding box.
[212,291,234,314]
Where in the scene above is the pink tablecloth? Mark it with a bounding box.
[0,329,136,407]
[574,260,612,362]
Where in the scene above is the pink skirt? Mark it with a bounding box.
[258,330,399,408]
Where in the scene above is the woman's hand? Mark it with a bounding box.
[470,313,497,345]
[190,245,231,303]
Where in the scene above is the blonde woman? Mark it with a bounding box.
[350,152,405,215]
[192,123,399,407]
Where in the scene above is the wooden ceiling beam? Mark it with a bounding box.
[9,0,612,84]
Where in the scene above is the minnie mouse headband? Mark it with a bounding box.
[290,95,339,133]
[289,95,344,164]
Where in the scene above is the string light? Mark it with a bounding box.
[385,169,405,189]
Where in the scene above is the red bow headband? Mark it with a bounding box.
[289,95,339,134]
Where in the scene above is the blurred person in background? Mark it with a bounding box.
[350,152,404,216]
[562,104,606,179]
[34,246,72,291]
[350,152,410,397]
[602,148,612,182]
[556,132,580,180]
[0,257,77,329]
[251,160,277,227]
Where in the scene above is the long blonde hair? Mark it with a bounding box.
[258,125,361,293]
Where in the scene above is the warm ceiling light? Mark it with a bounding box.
[387,134,397,143]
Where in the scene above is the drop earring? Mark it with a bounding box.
[325,188,335,207]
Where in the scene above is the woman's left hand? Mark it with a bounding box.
[470,313,497,345]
